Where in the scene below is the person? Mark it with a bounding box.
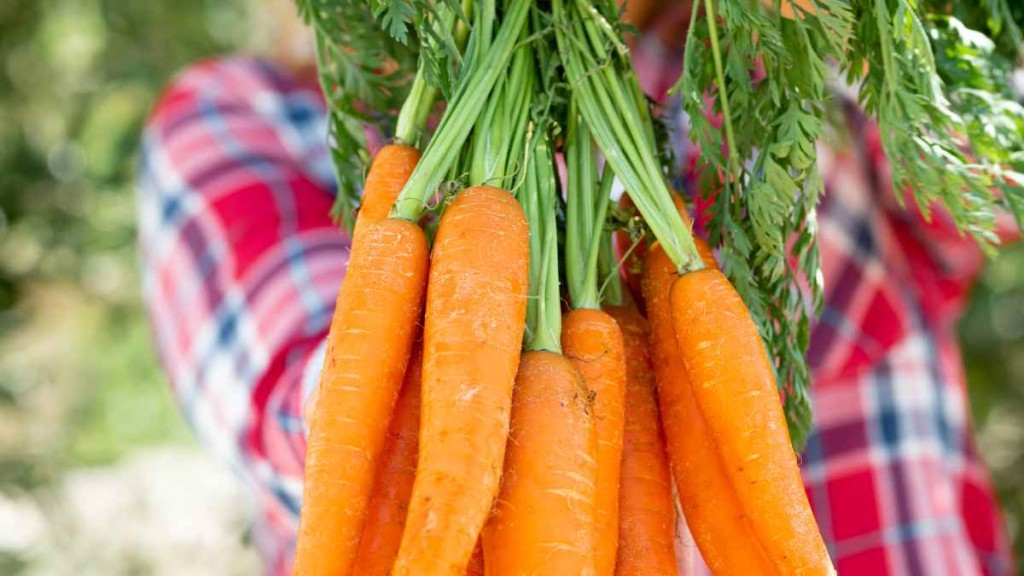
[136,0,1017,574]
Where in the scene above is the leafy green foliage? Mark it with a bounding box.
[371,0,466,96]
[374,0,419,42]
[1,0,237,489]
[296,0,418,230]
[926,11,1024,232]
[924,0,1023,61]
[389,0,533,223]
[848,1,995,248]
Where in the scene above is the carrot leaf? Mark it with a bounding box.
[297,0,418,232]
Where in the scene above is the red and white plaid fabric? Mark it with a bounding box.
[138,50,1015,575]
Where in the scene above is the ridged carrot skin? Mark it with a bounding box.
[350,346,423,576]
[352,144,422,239]
[604,306,678,576]
[393,186,530,576]
[293,218,428,576]
[482,351,598,576]
[561,308,627,576]
[670,268,834,575]
[642,245,774,575]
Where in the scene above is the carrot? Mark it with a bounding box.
[352,144,422,239]
[392,185,530,576]
[561,308,627,575]
[604,305,677,576]
[293,218,428,576]
[350,345,423,576]
[669,267,834,575]
[642,244,775,575]
[482,351,599,576]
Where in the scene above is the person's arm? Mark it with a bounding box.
[137,57,344,526]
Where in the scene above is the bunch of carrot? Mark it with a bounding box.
[292,0,835,575]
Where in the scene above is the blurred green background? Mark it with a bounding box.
[0,1,262,574]
[0,0,1020,574]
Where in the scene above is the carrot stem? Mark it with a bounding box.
[554,0,704,274]
[580,161,614,310]
[522,125,561,353]
[593,167,621,307]
[390,0,531,222]
[701,0,741,182]
[469,29,533,188]
[565,102,601,310]
[395,67,438,146]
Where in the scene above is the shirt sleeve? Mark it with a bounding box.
[136,57,345,540]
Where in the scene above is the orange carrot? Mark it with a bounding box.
[350,345,423,576]
[604,305,677,576]
[393,186,530,575]
[561,308,627,576]
[643,244,775,575]
[670,267,834,575]
[482,351,598,575]
[293,218,428,576]
[353,144,422,239]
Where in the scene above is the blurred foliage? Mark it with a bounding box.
[1,1,260,572]
[960,244,1024,564]
[0,0,1021,572]
[0,0,253,484]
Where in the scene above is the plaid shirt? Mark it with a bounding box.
[138,51,1015,575]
